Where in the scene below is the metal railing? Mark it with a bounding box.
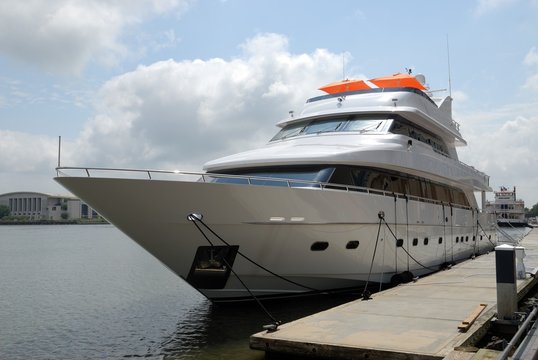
[55,166,473,210]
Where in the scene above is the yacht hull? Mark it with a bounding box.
[55,176,495,301]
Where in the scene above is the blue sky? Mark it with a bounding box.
[1,0,538,206]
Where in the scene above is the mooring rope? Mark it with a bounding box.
[189,218,280,328]
[361,213,383,300]
[476,221,497,247]
[380,216,438,272]
[189,214,320,292]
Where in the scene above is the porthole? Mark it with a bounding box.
[412,238,418,246]
[480,235,483,240]
[346,240,360,249]
[473,236,476,242]
[311,242,329,251]
[396,239,404,247]
[438,237,443,244]
[466,236,469,242]
[456,237,459,243]
[424,238,429,245]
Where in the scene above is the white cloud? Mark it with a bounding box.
[69,33,346,170]
[523,47,538,91]
[474,0,517,16]
[0,130,68,194]
[523,73,538,91]
[0,0,191,75]
[452,90,469,103]
[524,47,538,67]
[0,33,348,194]
[459,104,538,206]
[0,130,58,172]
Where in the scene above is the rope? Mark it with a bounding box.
[190,219,280,327]
[477,221,497,247]
[442,203,447,264]
[450,204,454,263]
[405,195,410,271]
[191,215,320,292]
[380,216,438,272]
[495,218,528,244]
[362,214,383,300]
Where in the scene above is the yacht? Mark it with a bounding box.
[55,73,496,301]
[486,186,529,227]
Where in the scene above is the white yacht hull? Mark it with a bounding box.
[56,176,496,301]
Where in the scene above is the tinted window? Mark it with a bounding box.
[211,164,471,208]
[270,115,388,141]
[212,166,334,187]
[271,122,306,141]
[389,116,449,155]
[343,118,385,132]
[303,118,346,134]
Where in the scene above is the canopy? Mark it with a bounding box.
[369,73,427,90]
[319,73,427,94]
[318,79,371,94]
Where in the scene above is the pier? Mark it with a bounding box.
[250,230,538,359]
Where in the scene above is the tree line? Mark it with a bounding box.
[526,203,538,218]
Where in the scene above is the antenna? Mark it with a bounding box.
[342,53,346,80]
[446,34,452,97]
[57,135,61,168]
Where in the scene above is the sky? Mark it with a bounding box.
[1,0,538,206]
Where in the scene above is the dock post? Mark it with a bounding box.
[495,244,517,321]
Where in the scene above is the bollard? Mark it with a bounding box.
[515,246,526,280]
[495,244,517,321]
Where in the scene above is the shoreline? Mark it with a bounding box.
[0,220,109,225]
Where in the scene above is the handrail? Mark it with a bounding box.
[55,166,473,210]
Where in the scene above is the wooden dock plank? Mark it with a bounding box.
[458,304,487,332]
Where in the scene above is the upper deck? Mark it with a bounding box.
[277,87,464,148]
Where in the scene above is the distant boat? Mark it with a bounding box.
[486,186,529,228]
[55,72,497,302]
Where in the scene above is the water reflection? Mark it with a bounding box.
[160,294,358,359]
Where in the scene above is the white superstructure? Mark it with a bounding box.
[55,73,496,301]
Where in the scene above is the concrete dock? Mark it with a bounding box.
[250,229,538,359]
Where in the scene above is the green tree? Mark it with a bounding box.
[0,205,10,219]
[528,203,538,217]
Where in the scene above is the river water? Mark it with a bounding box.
[0,225,358,360]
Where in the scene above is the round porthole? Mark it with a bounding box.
[346,240,360,249]
[311,242,329,251]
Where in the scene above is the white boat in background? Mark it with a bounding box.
[55,72,496,301]
[486,186,529,228]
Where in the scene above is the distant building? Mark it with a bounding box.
[0,192,101,221]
